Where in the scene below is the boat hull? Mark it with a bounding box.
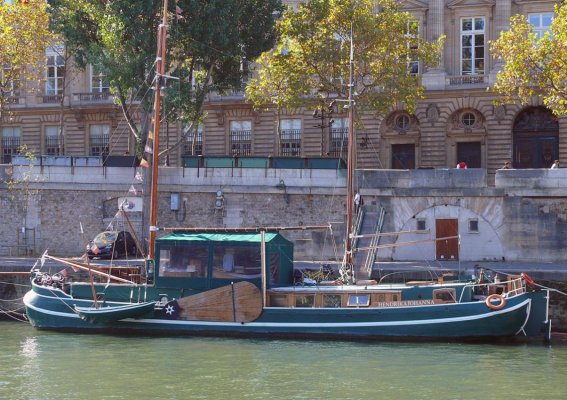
[23,284,540,341]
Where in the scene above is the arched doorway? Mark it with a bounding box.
[513,107,559,168]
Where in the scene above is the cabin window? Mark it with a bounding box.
[294,294,315,308]
[269,294,288,307]
[433,288,457,304]
[323,294,342,308]
[416,218,426,231]
[212,245,261,278]
[159,244,208,278]
[347,294,370,307]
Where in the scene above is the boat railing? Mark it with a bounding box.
[377,269,442,285]
[459,276,526,303]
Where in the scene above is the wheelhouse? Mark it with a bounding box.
[154,232,294,290]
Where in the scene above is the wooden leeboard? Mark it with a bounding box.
[177,281,262,322]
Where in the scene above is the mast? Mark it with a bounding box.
[148,0,169,260]
[344,25,355,280]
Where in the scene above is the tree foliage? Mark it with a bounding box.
[0,0,54,120]
[491,4,567,116]
[246,0,443,117]
[48,0,283,155]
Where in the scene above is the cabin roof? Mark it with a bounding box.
[158,232,290,244]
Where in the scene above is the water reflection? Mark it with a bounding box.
[1,323,567,400]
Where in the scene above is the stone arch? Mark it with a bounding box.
[390,204,504,262]
[446,108,487,168]
[513,106,559,168]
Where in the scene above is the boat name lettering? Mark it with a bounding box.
[376,300,435,307]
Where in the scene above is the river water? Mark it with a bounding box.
[1,321,567,400]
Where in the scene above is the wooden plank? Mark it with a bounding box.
[177,281,262,322]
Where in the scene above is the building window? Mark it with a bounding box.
[90,65,110,93]
[406,20,420,75]
[183,125,203,156]
[1,127,21,164]
[89,124,110,157]
[240,57,250,86]
[416,218,426,231]
[468,219,479,233]
[230,120,252,156]
[45,126,63,155]
[46,47,65,96]
[461,17,485,75]
[330,117,348,158]
[395,114,411,131]
[529,13,554,40]
[280,119,302,156]
[461,112,477,127]
[2,66,20,99]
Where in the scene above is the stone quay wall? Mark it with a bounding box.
[2,165,567,264]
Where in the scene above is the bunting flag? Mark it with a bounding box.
[140,158,149,168]
[175,0,185,21]
[92,244,101,255]
[144,143,153,154]
[135,171,144,182]
[128,185,137,195]
[40,250,48,267]
[148,128,154,140]
[175,6,185,21]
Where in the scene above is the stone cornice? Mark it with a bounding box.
[401,0,429,11]
[447,0,496,10]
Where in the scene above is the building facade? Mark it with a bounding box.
[202,0,566,184]
[0,0,564,181]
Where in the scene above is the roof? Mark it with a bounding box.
[158,232,288,244]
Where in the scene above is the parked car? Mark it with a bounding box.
[86,230,138,259]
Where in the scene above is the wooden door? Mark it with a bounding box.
[391,144,415,169]
[457,142,481,168]
[436,219,459,261]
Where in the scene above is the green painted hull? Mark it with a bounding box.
[23,282,548,341]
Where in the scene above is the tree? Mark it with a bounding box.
[48,0,283,157]
[246,0,443,122]
[491,4,567,116]
[0,0,54,122]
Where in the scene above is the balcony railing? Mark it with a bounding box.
[74,92,113,103]
[447,75,488,86]
[40,94,63,104]
[5,96,23,105]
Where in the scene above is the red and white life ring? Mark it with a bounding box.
[485,293,506,310]
[521,272,536,288]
